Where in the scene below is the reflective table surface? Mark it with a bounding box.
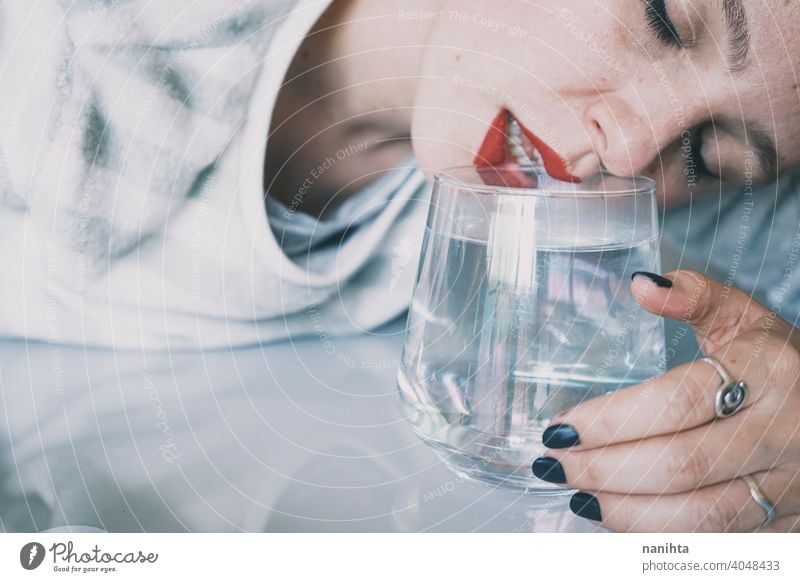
[0,319,601,532]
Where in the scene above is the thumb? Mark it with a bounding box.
[631,269,769,352]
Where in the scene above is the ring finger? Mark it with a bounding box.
[539,405,782,494]
[567,465,800,532]
[545,331,784,453]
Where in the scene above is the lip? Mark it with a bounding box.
[473,109,581,186]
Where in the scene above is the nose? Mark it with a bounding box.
[584,94,695,177]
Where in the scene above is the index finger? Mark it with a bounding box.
[542,337,771,450]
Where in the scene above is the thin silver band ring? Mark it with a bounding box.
[741,474,776,529]
[699,356,748,418]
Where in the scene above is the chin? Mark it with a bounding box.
[412,147,470,184]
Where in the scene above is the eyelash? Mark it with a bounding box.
[642,3,719,181]
[643,3,717,180]
[644,0,682,47]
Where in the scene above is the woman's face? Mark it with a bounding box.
[411,0,800,207]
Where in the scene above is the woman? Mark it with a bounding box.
[1,0,798,531]
[267,0,800,532]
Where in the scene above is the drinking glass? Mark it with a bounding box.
[397,166,666,493]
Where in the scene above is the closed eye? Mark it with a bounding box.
[644,0,683,48]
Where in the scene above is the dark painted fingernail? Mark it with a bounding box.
[632,271,673,288]
[543,424,581,448]
[570,492,602,522]
[531,457,566,484]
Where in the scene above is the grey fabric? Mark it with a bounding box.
[661,172,800,366]
[266,157,418,256]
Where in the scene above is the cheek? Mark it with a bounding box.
[423,1,563,83]
[418,1,638,110]
[410,87,500,173]
[654,158,708,209]
[411,7,563,170]
[638,141,691,209]
[658,175,689,209]
[411,0,643,171]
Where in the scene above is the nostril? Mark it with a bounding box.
[589,118,608,159]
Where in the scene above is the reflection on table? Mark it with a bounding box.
[0,319,601,532]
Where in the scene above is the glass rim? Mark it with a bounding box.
[434,166,657,198]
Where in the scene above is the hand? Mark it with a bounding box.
[531,270,800,532]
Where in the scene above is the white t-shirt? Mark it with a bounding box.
[0,0,429,349]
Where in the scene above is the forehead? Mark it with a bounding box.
[747,0,799,90]
[732,1,800,164]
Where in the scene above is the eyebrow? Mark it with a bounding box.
[722,0,750,73]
